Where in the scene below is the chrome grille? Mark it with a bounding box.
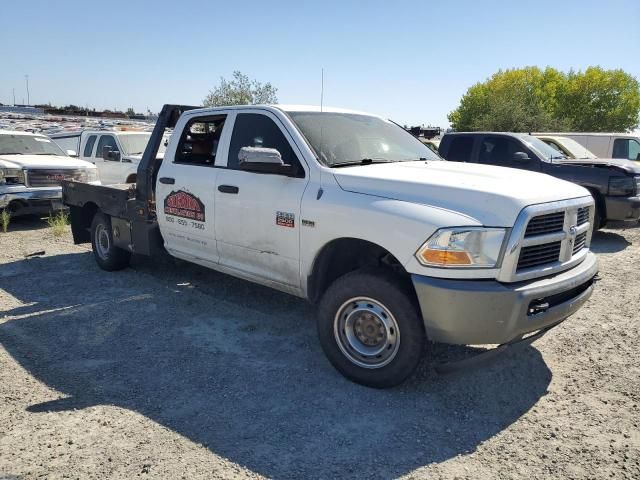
[524,212,565,237]
[499,197,595,283]
[517,241,561,271]
[573,231,587,254]
[577,207,590,226]
[26,168,86,188]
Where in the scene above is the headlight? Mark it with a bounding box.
[608,176,635,196]
[416,227,506,268]
[0,167,25,185]
[635,176,640,196]
[85,167,99,182]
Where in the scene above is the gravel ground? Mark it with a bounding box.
[0,216,638,480]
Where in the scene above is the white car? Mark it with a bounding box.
[0,130,99,216]
[50,130,168,185]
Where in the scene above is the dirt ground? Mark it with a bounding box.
[0,216,638,480]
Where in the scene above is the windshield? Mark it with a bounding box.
[287,112,441,166]
[554,137,596,159]
[522,135,567,161]
[118,133,154,156]
[0,133,67,156]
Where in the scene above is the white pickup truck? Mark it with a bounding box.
[62,104,599,387]
[50,130,167,185]
[0,130,99,216]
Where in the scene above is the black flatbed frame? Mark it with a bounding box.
[62,104,199,255]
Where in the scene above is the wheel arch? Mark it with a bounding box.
[585,187,606,228]
[307,237,413,304]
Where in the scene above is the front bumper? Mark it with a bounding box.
[412,252,598,345]
[0,187,64,215]
[605,195,640,222]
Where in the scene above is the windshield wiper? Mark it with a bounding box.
[0,152,23,155]
[332,158,394,168]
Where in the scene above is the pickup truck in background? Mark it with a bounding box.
[0,130,99,216]
[63,104,598,388]
[439,132,640,229]
[536,132,640,162]
[50,130,169,185]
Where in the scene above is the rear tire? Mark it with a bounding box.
[90,212,131,271]
[317,269,425,388]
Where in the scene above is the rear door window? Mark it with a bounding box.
[445,136,474,162]
[174,115,227,166]
[83,135,97,157]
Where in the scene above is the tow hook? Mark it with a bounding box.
[528,299,550,316]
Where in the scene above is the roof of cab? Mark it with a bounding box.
[187,104,380,117]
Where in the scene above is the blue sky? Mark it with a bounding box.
[1,0,639,127]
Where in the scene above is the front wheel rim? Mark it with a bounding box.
[95,223,111,260]
[333,297,400,369]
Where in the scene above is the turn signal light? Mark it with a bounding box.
[418,249,472,266]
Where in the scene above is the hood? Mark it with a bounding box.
[0,154,96,169]
[332,161,590,226]
[555,157,640,175]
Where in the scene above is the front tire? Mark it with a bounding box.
[90,212,131,271]
[317,269,425,388]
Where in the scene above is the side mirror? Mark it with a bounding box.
[238,147,294,175]
[513,151,531,162]
[102,146,121,162]
[66,149,78,157]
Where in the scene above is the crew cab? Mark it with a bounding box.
[439,132,640,229]
[63,105,598,388]
[0,130,99,216]
[51,130,168,185]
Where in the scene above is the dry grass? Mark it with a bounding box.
[1,209,10,233]
[47,210,69,237]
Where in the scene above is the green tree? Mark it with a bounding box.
[126,107,135,116]
[449,67,640,132]
[203,71,278,107]
[558,67,640,131]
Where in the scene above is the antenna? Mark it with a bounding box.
[320,68,324,112]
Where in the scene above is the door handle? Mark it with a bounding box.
[159,177,175,184]
[218,185,239,194]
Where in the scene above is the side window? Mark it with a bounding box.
[629,140,640,161]
[175,115,227,166]
[227,113,301,172]
[612,139,628,159]
[446,136,474,162]
[95,135,118,157]
[479,137,527,166]
[613,138,640,161]
[544,140,565,156]
[83,135,97,157]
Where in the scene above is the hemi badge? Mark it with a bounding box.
[301,219,315,228]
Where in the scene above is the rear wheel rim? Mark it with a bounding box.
[334,296,400,369]
[95,224,110,260]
